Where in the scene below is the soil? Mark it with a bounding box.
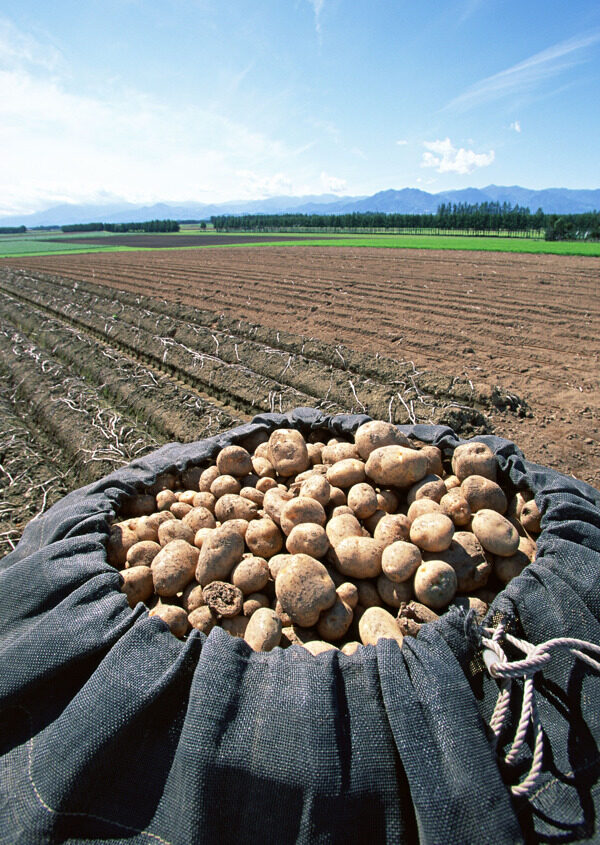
[2,246,599,488]
[44,234,331,249]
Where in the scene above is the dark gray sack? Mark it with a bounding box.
[1,408,599,844]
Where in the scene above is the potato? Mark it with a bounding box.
[157,519,195,546]
[419,446,444,478]
[230,556,269,594]
[330,505,355,519]
[382,541,422,583]
[210,474,242,499]
[244,517,284,559]
[275,554,337,627]
[336,582,359,609]
[195,528,245,586]
[409,513,454,553]
[406,475,446,505]
[198,465,220,492]
[268,553,294,579]
[413,560,457,609]
[397,601,439,637]
[107,522,139,567]
[240,487,264,506]
[450,595,489,621]
[341,641,361,655]
[126,540,160,569]
[333,536,384,578]
[366,445,428,488]
[326,459,367,489]
[373,513,411,546]
[214,494,260,524]
[439,489,472,527]
[191,491,216,512]
[156,489,177,511]
[444,475,461,491]
[302,640,339,655]
[317,596,353,641]
[188,605,217,634]
[151,540,199,596]
[461,476,507,514]
[280,625,318,647]
[267,429,310,477]
[203,581,244,618]
[471,510,520,557]
[286,523,329,558]
[494,536,534,584]
[452,442,497,482]
[149,603,189,638]
[507,490,533,520]
[363,509,386,534]
[221,615,249,638]
[407,499,441,522]
[356,580,382,608]
[256,476,278,494]
[358,607,403,647]
[135,511,174,542]
[299,474,331,506]
[520,499,541,534]
[376,489,399,513]
[178,490,197,505]
[217,519,249,540]
[120,566,154,607]
[243,592,270,616]
[182,581,205,613]
[307,443,323,465]
[354,420,412,459]
[216,445,253,478]
[244,608,282,651]
[262,487,294,525]
[376,573,412,608]
[428,532,492,593]
[328,486,347,507]
[170,501,192,519]
[347,483,378,519]
[321,442,360,464]
[182,506,217,533]
[280,497,327,536]
[274,599,294,627]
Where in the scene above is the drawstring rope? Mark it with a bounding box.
[479,621,600,798]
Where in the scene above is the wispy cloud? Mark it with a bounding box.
[421,138,494,175]
[307,0,325,39]
[396,139,408,146]
[0,16,63,71]
[320,172,347,193]
[510,120,521,133]
[445,31,600,112]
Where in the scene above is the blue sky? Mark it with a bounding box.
[1,0,599,215]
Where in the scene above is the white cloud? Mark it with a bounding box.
[396,139,408,146]
[0,16,62,71]
[421,138,495,175]
[510,120,521,133]
[307,0,325,39]
[446,30,600,111]
[320,172,347,193]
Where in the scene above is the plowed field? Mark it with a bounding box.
[1,245,598,551]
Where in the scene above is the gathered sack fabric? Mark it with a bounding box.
[1,408,599,844]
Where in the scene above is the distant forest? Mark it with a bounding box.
[0,225,27,234]
[212,202,600,241]
[61,220,180,233]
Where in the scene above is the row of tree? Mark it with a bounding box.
[211,203,600,241]
[0,225,27,234]
[61,220,180,233]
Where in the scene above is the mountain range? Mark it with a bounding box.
[2,185,599,228]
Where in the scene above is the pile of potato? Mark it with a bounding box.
[107,422,540,655]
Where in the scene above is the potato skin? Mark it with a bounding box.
[216,445,253,478]
[149,603,189,638]
[333,537,384,579]
[358,607,403,646]
[366,446,428,488]
[409,513,455,553]
[461,476,507,515]
[452,442,497,482]
[245,608,282,651]
[120,566,154,607]
[195,528,244,586]
[413,560,458,609]
[326,459,367,489]
[275,554,337,627]
[268,429,310,477]
[279,497,327,536]
[151,540,199,596]
[354,421,412,459]
[245,517,284,558]
[286,523,329,558]
[471,510,520,557]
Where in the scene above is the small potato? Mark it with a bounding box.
[452,442,497,482]
[358,606,403,647]
[472,510,520,557]
[188,605,217,634]
[356,580,382,608]
[230,556,269,594]
[135,511,174,542]
[406,475,446,505]
[211,475,242,499]
[149,603,189,638]
[299,475,331,506]
[413,560,457,609]
[182,581,205,613]
[330,505,355,519]
[333,537,385,579]
[216,445,253,478]
[121,494,157,518]
[336,582,359,609]
[203,581,244,618]
[439,489,472,527]
[321,442,360,465]
[303,640,339,655]
[245,517,284,558]
[507,490,533,520]
[263,487,294,525]
[326,459,367,489]
[347,483,378,519]
[120,566,154,607]
[240,487,264,506]
[192,491,216,512]
[280,625,317,647]
[195,528,245,586]
[158,519,195,546]
[373,513,411,546]
[252,456,276,479]
[243,592,270,616]
[520,499,541,534]
[170,502,192,519]
[244,608,282,651]
[268,553,294,579]
[217,519,249,540]
[151,539,199,596]
[366,445,428,488]
[182,506,217,533]
[214,494,260,524]
[377,573,412,608]
[444,475,461,491]
[222,615,249,638]
[354,420,412,459]
[328,486,347,507]
[409,513,454,553]
[326,513,363,547]
[253,442,270,460]
[286,523,329,558]
[178,490,197,505]
[193,527,214,550]
[198,465,220,492]
[494,536,534,584]
[280,497,327,536]
[341,642,361,655]
[126,540,161,569]
[376,489,399,513]
[275,554,337,627]
[317,596,353,641]
[407,499,441,522]
[382,541,422,583]
[108,523,139,567]
[256,476,278,494]
[428,532,492,593]
[267,429,310,477]
[461,476,507,514]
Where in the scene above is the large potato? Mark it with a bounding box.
[126,540,160,569]
[195,528,245,586]
[245,517,284,558]
[216,445,253,478]
[275,554,337,627]
[461,476,507,514]
[244,608,282,651]
[358,607,403,646]
[120,566,154,607]
[151,540,199,596]
[452,442,497,482]
[230,556,269,594]
[471,510,520,557]
[354,420,412,459]
[280,497,327,536]
[299,474,331,506]
[182,506,216,533]
[321,442,360,465]
[286,523,329,558]
[365,446,428,488]
[381,541,422,583]
[326,459,367,489]
[333,537,384,578]
[157,519,195,546]
[413,560,457,609]
[268,429,310,477]
[214,494,259,523]
[347,483,378,519]
[409,513,454,553]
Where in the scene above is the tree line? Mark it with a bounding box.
[0,225,27,234]
[61,220,180,233]
[211,202,600,241]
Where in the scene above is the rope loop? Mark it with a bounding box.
[477,622,600,798]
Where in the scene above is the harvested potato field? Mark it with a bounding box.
[0,245,598,552]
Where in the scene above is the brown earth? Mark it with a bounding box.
[44,234,331,248]
[2,246,599,488]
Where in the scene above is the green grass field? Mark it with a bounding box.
[1,231,599,258]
